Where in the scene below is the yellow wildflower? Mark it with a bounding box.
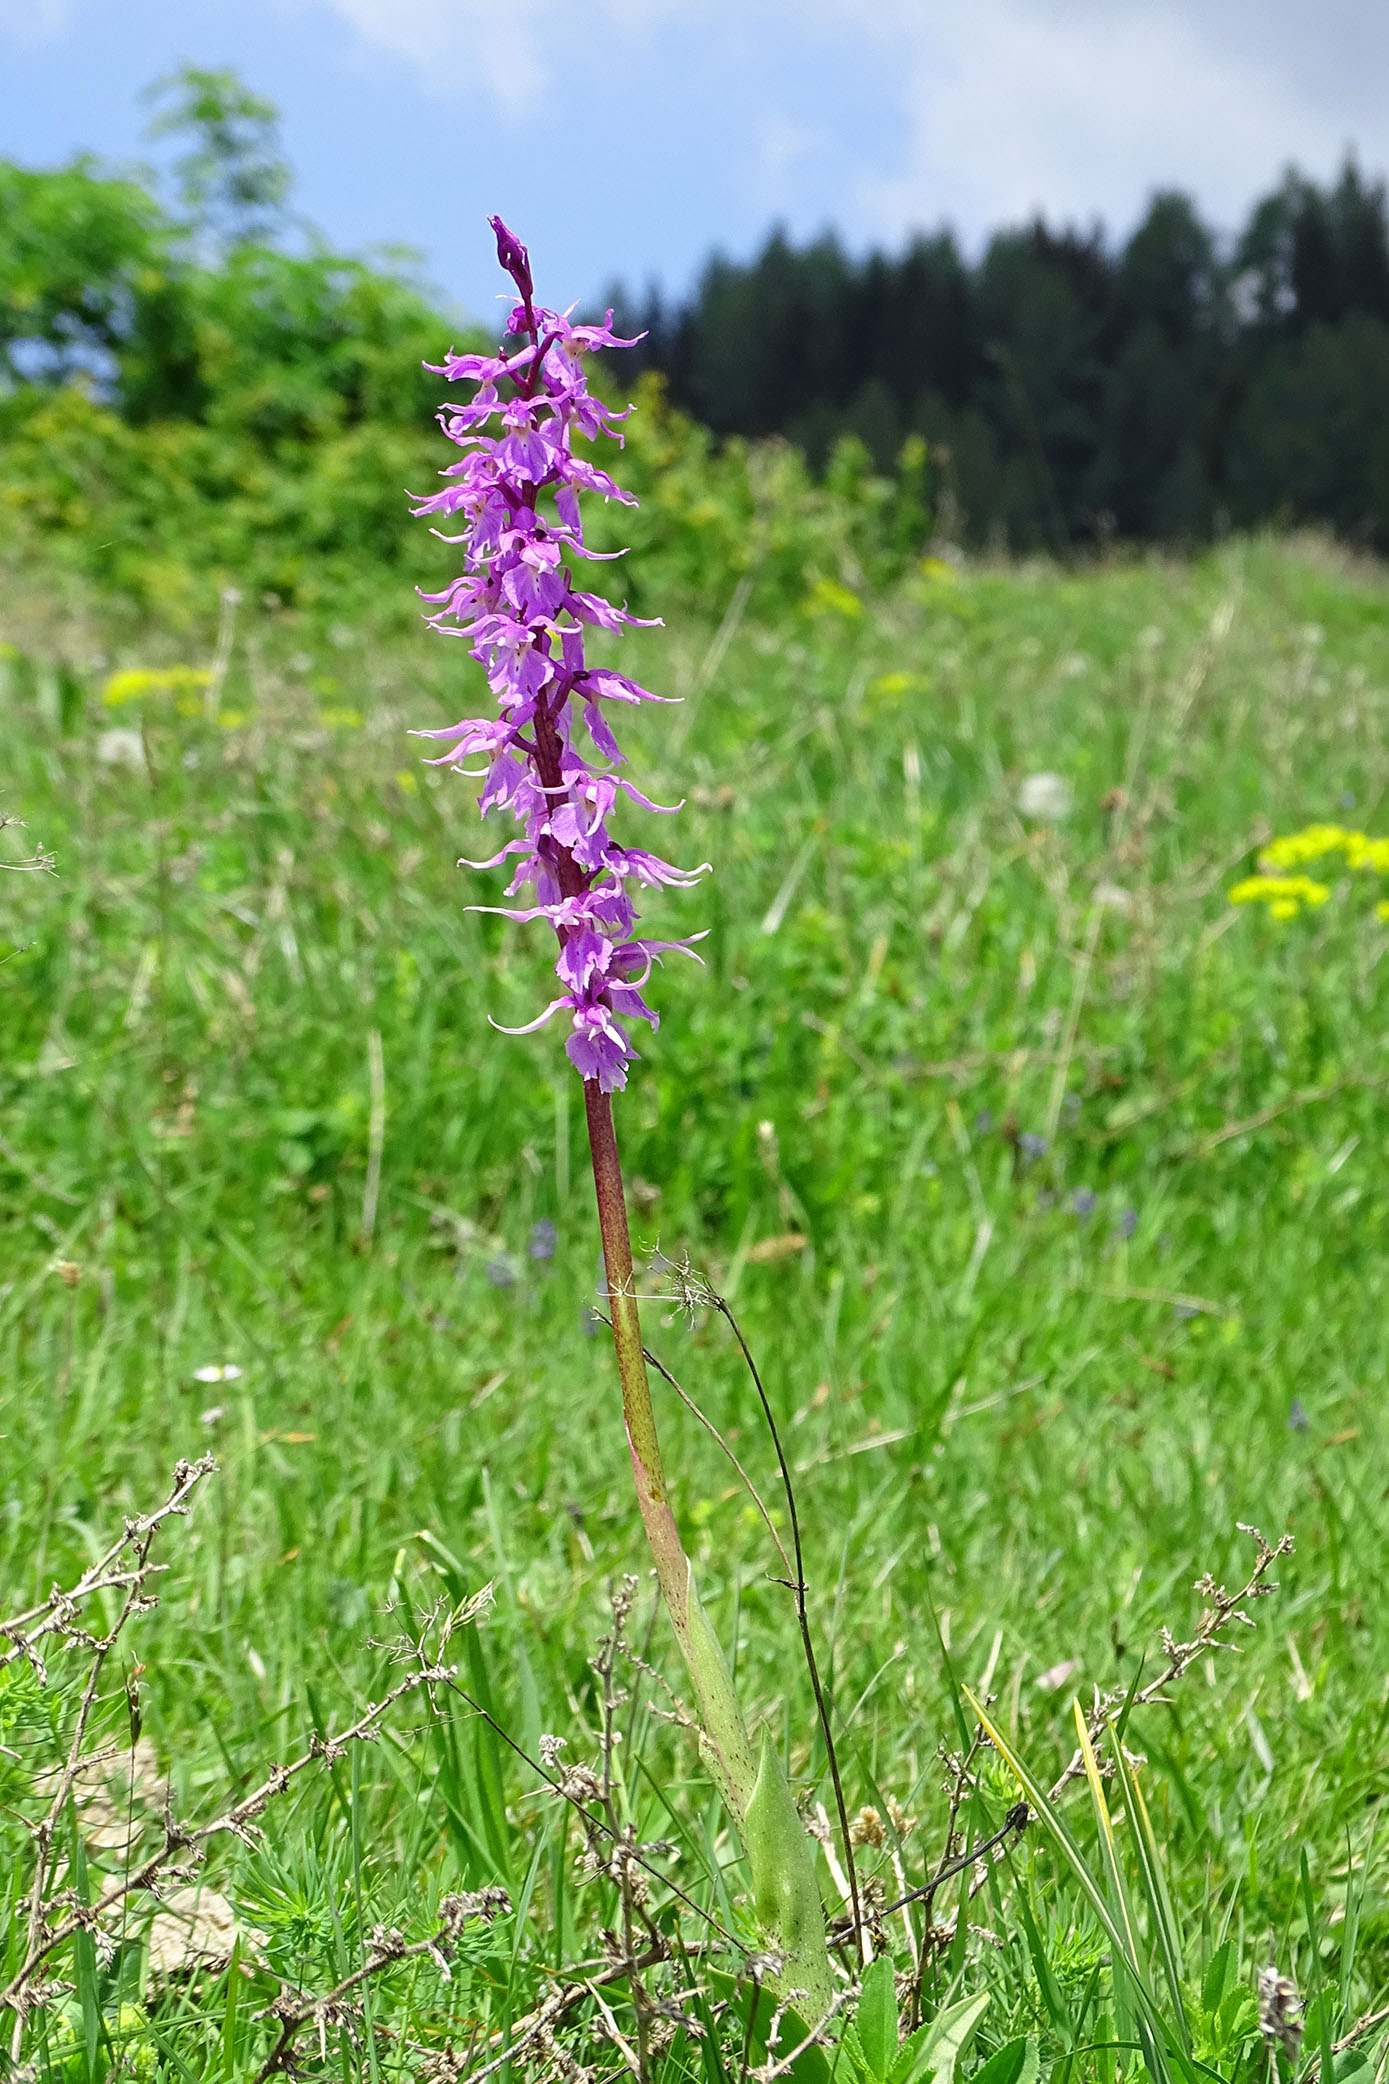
[1348,835,1389,872]
[1227,874,1331,918]
[102,665,211,707]
[1234,818,1389,922]
[800,576,863,619]
[1257,822,1350,870]
[1257,823,1389,875]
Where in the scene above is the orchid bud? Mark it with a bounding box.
[487,214,533,304]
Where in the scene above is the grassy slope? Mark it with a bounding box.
[2,534,1388,2068]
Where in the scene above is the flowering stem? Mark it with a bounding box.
[581,1087,833,2014]
[583,1083,666,1500]
[416,217,833,2012]
[518,701,700,1670]
[581,1085,759,1806]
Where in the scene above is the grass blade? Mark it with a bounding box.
[1070,1703,1156,2079]
[1109,1719,1192,2054]
[964,1689,1197,2082]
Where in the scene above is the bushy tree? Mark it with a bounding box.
[143,62,292,252]
[0,72,475,608]
[0,159,170,390]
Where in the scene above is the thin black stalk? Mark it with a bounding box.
[711,1295,863,1953]
[877,1802,1030,1921]
[598,1317,792,1577]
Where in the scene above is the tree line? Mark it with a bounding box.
[610,165,1389,551]
[4,66,1389,587]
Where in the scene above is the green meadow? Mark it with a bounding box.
[3,533,1388,2077]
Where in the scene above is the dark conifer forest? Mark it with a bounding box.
[611,162,1389,551]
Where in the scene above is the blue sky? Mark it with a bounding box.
[2,0,1387,324]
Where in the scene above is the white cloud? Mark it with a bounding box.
[0,0,75,47]
[316,0,550,118]
[311,0,704,118]
[850,0,1359,245]
[751,108,830,212]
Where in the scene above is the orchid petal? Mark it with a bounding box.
[489,996,570,1036]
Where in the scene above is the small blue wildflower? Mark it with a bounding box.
[1118,1206,1138,1239]
[1173,1301,1199,1321]
[528,1219,558,1261]
[485,1258,516,1289]
[1071,1188,1097,1220]
[974,1109,994,1135]
[1339,791,1357,810]
[1287,1397,1310,1431]
[1018,1132,1048,1161]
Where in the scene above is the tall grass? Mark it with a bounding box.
[2,534,1387,2075]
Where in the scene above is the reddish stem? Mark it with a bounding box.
[529,695,688,1621]
[580,1078,760,1831]
[583,1080,665,1500]
[502,325,755,1821]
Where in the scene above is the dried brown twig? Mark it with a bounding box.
[255,1891,511,2082]
[1046,1521,1294,1801]
[750,1984,855,2082]
[6,1456,215,2062]
[0,808,54,876]
[6,1649,471,2030]
[0,1458,775,2082]
[1312,2003,1389,2077]
[0,1454,214,1684]
[0,1461,491,2072]
[431,1941,680,2084]
[832,1519,1293,2015]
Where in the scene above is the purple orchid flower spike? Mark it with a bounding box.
[410,223,834,2015]
[411,226,706,1093]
